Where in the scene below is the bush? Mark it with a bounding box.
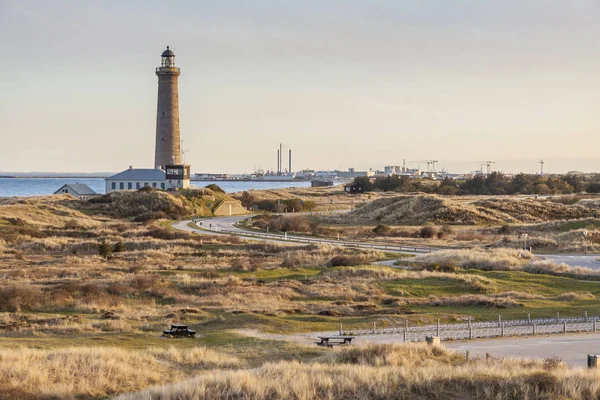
[113,241,125,253]
[440,225,454,235]
[133,211,170,223]
[329,255,366,267]
[499,225,512,235]
[0,285,44,312]
[372,224,392,236]
[419,226,438,239]
[205,184,225,194]
[64,219,81,230]
[587,183,600,193]
[98,240,113,259]
[7,217,27,226]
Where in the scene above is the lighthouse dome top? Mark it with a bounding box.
[161,46,175,57]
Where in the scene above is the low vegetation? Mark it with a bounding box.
[3,192,600,398]
[119,344,600,400]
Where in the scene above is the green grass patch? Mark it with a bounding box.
[230,267,321,281]
[382,276,482,297]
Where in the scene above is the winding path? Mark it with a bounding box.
[173,215,600,268]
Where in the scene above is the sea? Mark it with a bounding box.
[0,178,312,197]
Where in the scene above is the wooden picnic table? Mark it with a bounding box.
[315,336,355,347]
[163,324,196,338]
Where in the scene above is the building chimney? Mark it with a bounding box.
[277,149,280,175]
[129,165,133,170]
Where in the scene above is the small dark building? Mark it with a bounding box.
[344,182,364,194]
[311,180,334,187]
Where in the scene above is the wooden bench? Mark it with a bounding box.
[163,324,196,338]
[315,336,355,348]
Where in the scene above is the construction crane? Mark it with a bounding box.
[411,160,439,173]
[474,161,495,174]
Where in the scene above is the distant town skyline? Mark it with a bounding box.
[2,1,600,174]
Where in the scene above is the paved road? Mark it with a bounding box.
[446,333,600,367]
[173,216,432,255]
[537,254,600,268]
[174,216,600,268]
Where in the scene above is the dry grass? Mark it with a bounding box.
[327,194,600,226]
[415,248,532,271]
[118,344,600,400]
[0,346,241,399]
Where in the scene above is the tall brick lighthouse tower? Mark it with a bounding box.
[154,46,181,169]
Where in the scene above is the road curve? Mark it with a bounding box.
[172,216,600,268]
[172,216,431,255]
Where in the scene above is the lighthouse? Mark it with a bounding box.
[154,46,181,169]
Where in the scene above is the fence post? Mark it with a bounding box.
[533,323,536,335]
[403,329,406,343]
[339,323,342,335]
[556,312,559,322]
[405,320,409,331]
[437,318,440,337]
[372,321,376,334]
[465,351,470,362]
[469,326,473,340]
[498,315,501,327]
[486,353,491,363]
[527,313,531,324]
[468,316,471,328]
[501,321,505,337]
[563,321,567,334]
[594,319,597,332]
[585,311,588,322]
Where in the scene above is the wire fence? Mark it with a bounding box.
[338,313,600,343]
[206,226,434,253]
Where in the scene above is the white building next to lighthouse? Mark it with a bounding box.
[106,46,190,193]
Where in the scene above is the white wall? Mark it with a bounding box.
[105,180,166,193]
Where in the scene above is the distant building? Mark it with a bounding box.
[106,165,190,193]
[344,182,365,194]
[335,168,375,179]
[53,184,98,200]
[311,180,334,187]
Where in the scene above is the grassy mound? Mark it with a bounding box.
[334,195,600,225]
[79,186,238,220]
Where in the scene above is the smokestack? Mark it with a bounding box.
[277,149,280,174]
[279,143,283,175]
[289,149,292,173]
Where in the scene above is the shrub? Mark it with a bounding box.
[133,211,170,222]
[7,217,27,226]
[329,255,366,267]
[98,240,113,259]
[499,225,512,235]
[440,225,454,235]
[419,226,438,239]
[205,184,225,194]
[113,241,125,253]
[372,224,392,235]
[64,219,81,230]
[0,285,45,312]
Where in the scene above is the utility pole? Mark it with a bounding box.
[538,159,545,175]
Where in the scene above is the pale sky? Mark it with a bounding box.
[1,0,600,174]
